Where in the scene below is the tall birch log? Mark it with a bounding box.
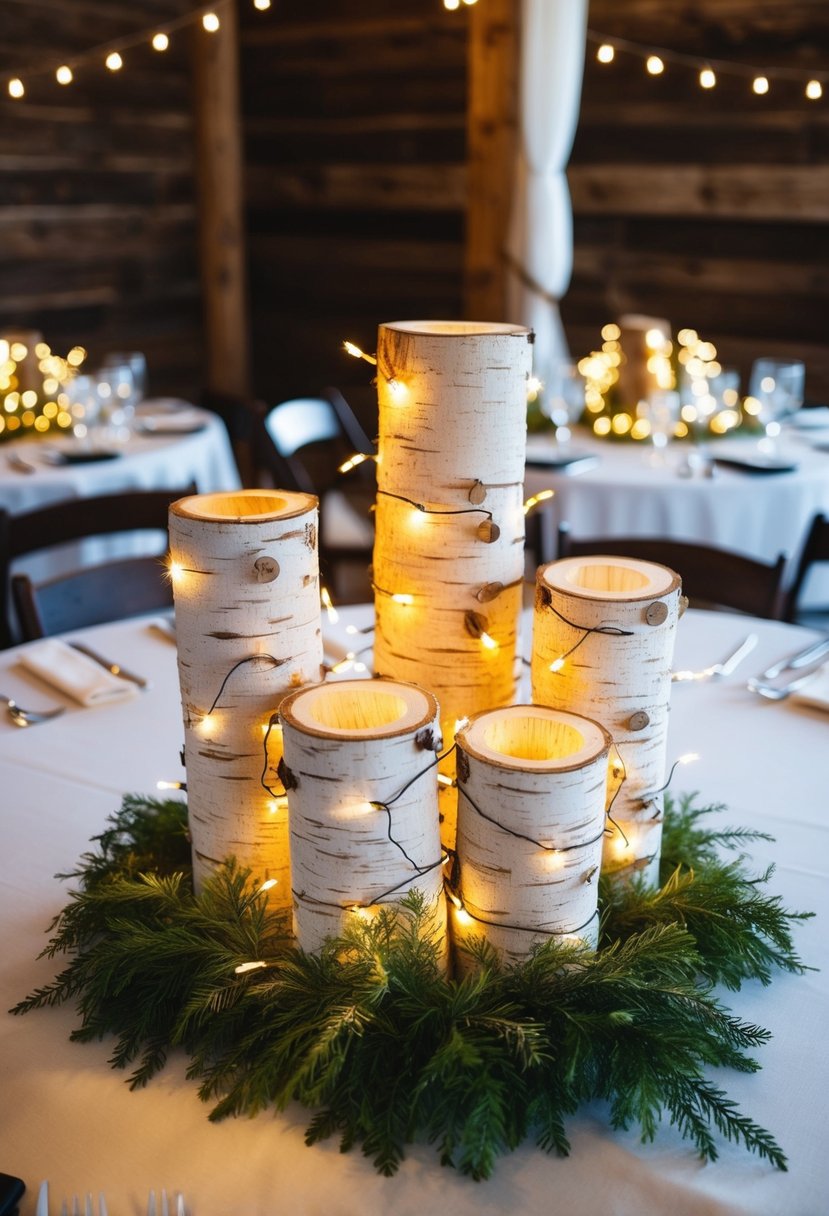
[279,678,446,954]
[453,706,611,968]
[169,490,322,906]
[531,555,681,884]
[372,320,533,852]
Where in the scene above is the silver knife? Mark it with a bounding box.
[716,632,759,677]
[36,1180,48,1216]
[69,640,150,689]
[759,636,829,681]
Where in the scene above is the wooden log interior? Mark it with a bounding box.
[168,488,322,905]
[453,705,611,967]
[280,677,446,954]
[371,319,532,850]
[531,555,682,883]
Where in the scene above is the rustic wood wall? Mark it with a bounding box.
[568,0,829,404]
[0,0,202,400]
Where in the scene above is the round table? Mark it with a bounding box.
[524,426,829,603]
[0,606,825,1215]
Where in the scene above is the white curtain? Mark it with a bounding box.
[506,0,588,391]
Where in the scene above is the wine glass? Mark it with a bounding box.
[543,361,585,450]
[100,351,147,405]
[641,389,680,463]
[64,374,101,448]
[94,364,137,443]
[748,359,805,448]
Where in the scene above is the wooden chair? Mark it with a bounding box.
[1,485,194,645]
[254,388,375,602]
[784,512,829,623]
[556,525,787,619]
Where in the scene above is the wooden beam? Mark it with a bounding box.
[464,1,520,321]
[192,5,250,397]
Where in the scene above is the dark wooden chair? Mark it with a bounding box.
[556,524,787,619]
[254,388,375,602]
[1,485,194,645]
[784,512,829,623]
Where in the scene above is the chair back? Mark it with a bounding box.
[0,485,195,646]
[556,526,786,619]
[784,512,829,622]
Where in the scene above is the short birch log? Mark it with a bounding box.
[168,489,323,906]
[531,555,682,884]
[279,678,446,954]
[453,706,611,968]
[372,320,533,851]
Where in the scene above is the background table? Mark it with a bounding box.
[0,607,826,1215]
[525,428,829,604]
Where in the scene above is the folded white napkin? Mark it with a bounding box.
[17,638,139,706]
[791,662,829,712]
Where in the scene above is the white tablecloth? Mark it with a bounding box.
[0,608,826,1215]
[524,429,829,603]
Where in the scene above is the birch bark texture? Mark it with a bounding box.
[531,556,681,884]
[279,678,446,954]
[372,320,533,851]
[168,490,322,905]
[453,705,611,967]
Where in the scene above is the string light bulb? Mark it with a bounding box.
[699,67,716,89]
[254,0,272,8]
[202,12,220,32]
[8,78,24,99]
[106,52,123,72]
[152,33,170,52]
[338,452,374,474]
[806,79,823,100]
[646,55,664,76]
[443,0,461,9]
[321,585,339,623]
[597,43,615,64]
[523,489,555,516]
[56,65,73,85]
[753,75,769,95]
[343,340,377,366]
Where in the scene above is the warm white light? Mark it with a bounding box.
[454,905,474,927]
[331,654,356,674]
[106,52,123,71]
[156,780,185,791]
[437,773,454,788]
[152,33,170,51]
[168,559,184,584]
[646,56,664,75]
[235,960,267,975]
[56,65,73,85]
[480,631,498,652]
[343,340,377,365]
[523,489,554,515]
[760,375,776,393]
[321,585,339,623]
[8,78,24,99]
[806,79,823,100]
[199,712,216,734]
[526,375,544,398]
[203,12,220,32]
[678,752,699,766]
[699,67,716,89]
[338,452,372,474]
[392,593,414,605]
[549,657,565,673]
[254,0,272,8]
[443,0,460,9]
[387,377,408,403]
[10,342,27,361]
[753,75,769,95]
[597,44,615,64]
[645,327,667,349]
[259,878,278,893]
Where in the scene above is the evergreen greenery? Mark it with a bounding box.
[12,792,811,1179]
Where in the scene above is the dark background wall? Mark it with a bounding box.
[1,0,828,421]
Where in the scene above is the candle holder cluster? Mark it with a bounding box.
[168,321,681,968]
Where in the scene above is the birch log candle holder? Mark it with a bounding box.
[531,555,682,884]
[279,678,446,954]
[452,706,612,968]
[168,489,323,907]
[371,320,534,852]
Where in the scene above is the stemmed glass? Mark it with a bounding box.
[95,363,137,443]
[641,389,680,464]
[543,362,585,450]
[64,374,101,448]
[748,359,805,449]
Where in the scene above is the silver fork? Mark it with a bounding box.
[148,1190,185,1216]
[35,1184,108,1216]
[1,693,66,727]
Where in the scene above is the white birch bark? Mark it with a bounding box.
[453,705,611,968]
[372,320,533,851]
[168,489,323,906]
[280,678,446,954]
[531,555,681,883]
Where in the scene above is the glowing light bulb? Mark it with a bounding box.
[56,65,73,85]
[597,44,615,64]
[338,452,372,473]
[523,489,555,515]
[646,55,664,75]
[259,878,278,893]
[678,752,699,767]
[444,0,460,9]
[235,960,267,975]
[199,712,216,734]
[156,780,185,791]
[202,12,220,32]
[549,657,565,673]
[152,33,170,51]
[753,75,769,95]
[699,67,716,89]
[8,78,24,99]
[526,375,544,399]
[321,585,339,622]
[437,773,454,788]
[455,906,473,927]
[168,559,184,584]
[806,79,823,100]
[106,52,123,71]
[392,593,414,605]
[254,0,272,8]
[387,377,408,403]
[480,631,498,651]
[343,340,377,366]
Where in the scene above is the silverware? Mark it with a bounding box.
[68,641,149,689]
[747,658,827,701]
[758,635,829,681]
[672,632,758,682]
[1,693,66,726]
[148,1189,185,1216]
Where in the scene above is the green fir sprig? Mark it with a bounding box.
[11,792,810,1179]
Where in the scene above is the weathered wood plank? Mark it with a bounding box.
[246,163,467,212]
